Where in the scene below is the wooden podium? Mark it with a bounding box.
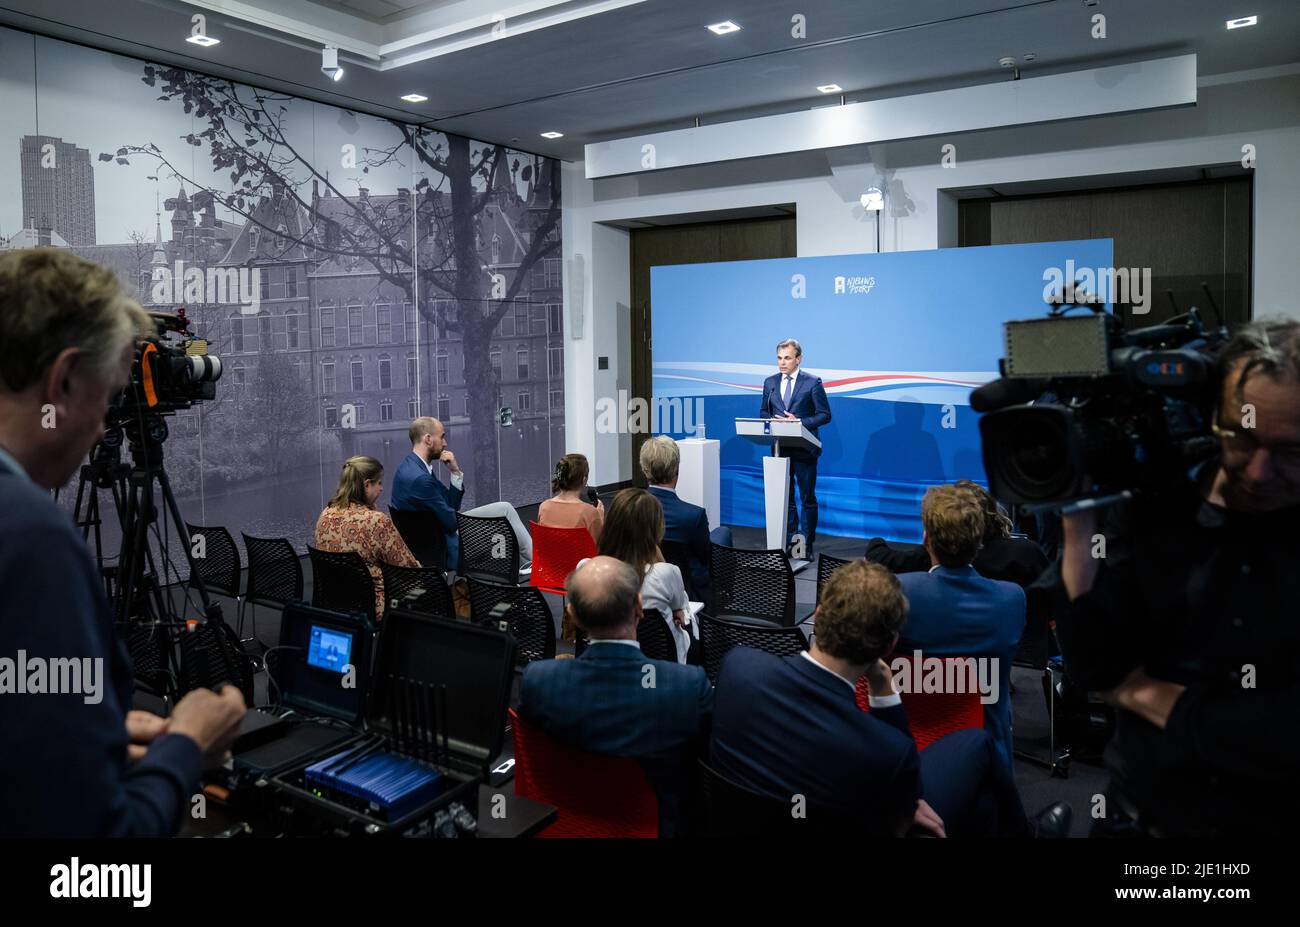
[735,417,821,567]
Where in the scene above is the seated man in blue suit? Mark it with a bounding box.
[897,484,1026,770]
[711,560,1029,836]
[520,556,712,836]
[640,435,731,600]
[390,416,532,573]
[759,338,831,552]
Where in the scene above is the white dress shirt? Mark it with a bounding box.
[424,453,464,490]
[799,651,902,708]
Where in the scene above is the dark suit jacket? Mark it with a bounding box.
[390,451,464,569]
[710,647,920,831]
[865,536,1050,588]
[0,461,202,836]
[520,641,712,836]
[759,369,831,456]
[648,485,711,597]
[897,566,1025,769]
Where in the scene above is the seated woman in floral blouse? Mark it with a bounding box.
[314,455,419,617]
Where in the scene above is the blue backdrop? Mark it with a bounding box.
[650,239,1114,542]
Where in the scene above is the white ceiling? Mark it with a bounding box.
[0,0,1296,161]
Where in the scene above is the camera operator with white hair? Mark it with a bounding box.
[0,249,245,837]
[1057,318,1300,837]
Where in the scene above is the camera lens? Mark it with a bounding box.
[980,405,1081,504]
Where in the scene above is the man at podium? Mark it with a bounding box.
[759,338,832,550]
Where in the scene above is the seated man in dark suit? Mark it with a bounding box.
[0,248,246,837]
[640,435,731,600]
[391,416,532,573]
[519,556,712,836]
[711,560,1029,836]
[866,481,1049,588]
[896,484,1026,770]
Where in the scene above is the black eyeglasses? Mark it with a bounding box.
[1211,409,1300,471]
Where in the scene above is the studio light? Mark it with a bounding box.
[707,21,741,35]
[540,131,564,139]
[321,46,344,82]
[401,93,428,103]
[860,188,884,211]
[1226,15,1257,29]
[817,84,843,94]
[186,34,220,48]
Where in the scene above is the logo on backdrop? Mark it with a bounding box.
[833,274,876,296]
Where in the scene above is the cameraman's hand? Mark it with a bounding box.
[1101,665,1186,730]
[1061,507,1100,601]
[125,710,169,764]
[168,686,246,763]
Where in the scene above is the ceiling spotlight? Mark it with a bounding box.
[540,131,564,139]
[817,84,843,94]
[1226,15,1257,29]
[186,34,220,48]
[860,187,884,212]
[321,46,344,82]
[707,21,741,35]
[401,93,428,103]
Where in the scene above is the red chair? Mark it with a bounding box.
[509,708,659,837]
[856,653,985,751]
[528,521,597,596]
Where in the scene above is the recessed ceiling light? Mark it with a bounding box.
[817,84,843,94]
[1226,15,1257,29]
[707,21,741,35]
[186,34,220,48]
[540,131,563,139]
[401,93,428,103]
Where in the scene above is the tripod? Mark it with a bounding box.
[74,414,252,704]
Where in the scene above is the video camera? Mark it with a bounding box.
[106,308,222,430]
[974,306,1227,509]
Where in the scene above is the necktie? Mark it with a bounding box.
[782,375,793,410]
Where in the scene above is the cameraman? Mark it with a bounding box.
[1057,318,1300,837]
[0,249,245,837]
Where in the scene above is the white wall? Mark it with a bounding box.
[562,70,1300,483]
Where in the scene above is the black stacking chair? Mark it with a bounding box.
[379,561,456,621]
[466,578,555,666]
[572,609,677,663]
[698,612,807,684]
[185,522,243,606]
[1013,584,1071,777]
[708,543,797,627]
[660,539,700,601]
[307,546,376,621]
[697,760,878,837]
[388,506,448,572]
[456,513,524,584]
[239,533,304,649]
[636,609,679,663]
[815,552,856,603]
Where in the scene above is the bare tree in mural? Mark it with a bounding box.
[102,64,560,502]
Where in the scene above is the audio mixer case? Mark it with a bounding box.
[268,607,518,836]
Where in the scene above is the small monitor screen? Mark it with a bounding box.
[307,626,352,674]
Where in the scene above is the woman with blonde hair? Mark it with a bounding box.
[537,453,605,543]
[314,455,419,617]
[583,487,693,663]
